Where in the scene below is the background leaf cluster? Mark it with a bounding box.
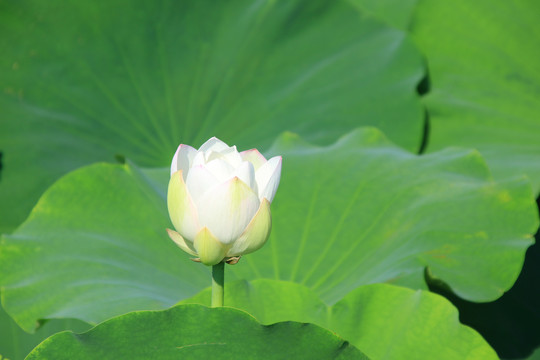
[1,0,539,359]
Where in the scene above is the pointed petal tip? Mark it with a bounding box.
[240,149,268,169]
[230,175,252,189]
[241,148,264,155]
[195,174,260,244]
[199,136,230,152]
[171,144,196,176]
[271,155,283,164]
[194,227,228,266]
[255,156,282,203]
[166,228,198,256]
[178,144,195,150]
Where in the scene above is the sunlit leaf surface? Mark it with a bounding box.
[411,0,540,194]
[0,0,425,233]
[1,128,535,333]
[182,280,498,360]
[347,0,418,30]
[26,305,367,360]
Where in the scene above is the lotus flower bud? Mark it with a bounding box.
[166,137,282,266]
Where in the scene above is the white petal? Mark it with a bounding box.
[185,164,220,201]
[255,156,282,202]
[194,227,230,266]
[171,144,196,178]
[199,137,229,153]
[196,177,260,244]
[206,146,243,168]
[192,151,206,167]
[219,146,243,168]
[240,149,267,170]
[205,150,222,163]
[227,199,272,257]
[205,158,235,182]
[233,161,257,193]
[167,170,201,242]
[166,228,197,256]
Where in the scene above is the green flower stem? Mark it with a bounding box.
[211,261,225,307]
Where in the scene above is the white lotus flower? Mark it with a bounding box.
[166,137,282,266]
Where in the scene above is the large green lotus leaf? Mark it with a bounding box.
[181,280,497,360]
[410,0,540,194]
[429,234,540,359]
[526,348,540,360]
[1,128,537,333]
[0,0,425,234]
[26,305,367,360]
[0,163,210,332]
[230,128,538,304]
[346,0,418,30]
[0,303,89,360]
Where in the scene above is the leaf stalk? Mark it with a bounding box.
[211,261,225,307]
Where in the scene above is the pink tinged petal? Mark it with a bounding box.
[199,137,229,153]
[227,199,272,257]
[255,156,282,203]
[167,170,201,242]
[196,177,260,244]
[166,228,197,256]
[185,165,220,201]
[240,149,267,170]
[205,158,235,182]
[171,144,197,177]
[232,161,257,193]
[194,227,230,266]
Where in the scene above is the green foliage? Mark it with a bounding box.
[347,0,418,30]
[429,235,540,359]
[234,129,537,303]
[411,0,540,194]
[0,163,209,332]
[181,280,498,360]
[0,0,424,234]
[26,305,367,360]
[1,129,536,338]
[1,0,539,358]
[526,348,540,360]
[0,306,89,360]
